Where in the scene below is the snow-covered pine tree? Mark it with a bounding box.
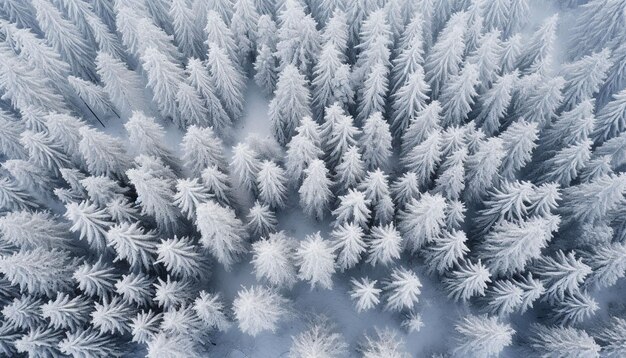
[246,200,277,237]
[349,277,381,312]
[424,11,467,98]
[233,285,289,336]
[454,314,514,358]
[251,231,298,288]
[269,64,311,146]
[196,201,248,270]
[440,62,480,127]
[444,259,491,302]
[321,105,360,168]
[79,126,130,179]
[295,232,336,289]
[126,162,180,231]
[424,230,469,275]
[31,0,96,81]
[169,0,202,58]
[330,222,366,271]
[206,43,245,121]
[193,291,230,332]
[106,222,158,270]
[64,201,112,252]
[367,223,402,267]
[231,142,262,193]
[0,247,75,296]
[390,66,430,137]
[299,159,334,220]
[181,125,227,178]
[285,117,323,185]
[359,327,409,358]
[475,71,518,136]
[533,250,592,303]
[361,112,392,171]
[256,160,288,209]
[156,236,205,280]
[383,267,422,312]
[289,317,347,358]
[95,51,142,114]
[465,137,505,201]
[275,0,321,75]
[332,189,371,228]
[230,0,259,66]
[528,324,600,357]
[73,259,117,299]
[398,193,447,252]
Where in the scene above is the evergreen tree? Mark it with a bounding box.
[299,159,334,220]
[425,230,469,275]
[169,0,202,58]
[173,178,211,220]
[384,267,422,312]
[256,160,288,209]
[295,232,336,289]
[499,119,539,179]
[91,295,134,335]
[349,277,381,312]
[359,327,409,358]
[206,43,246,121]
[443,259,492,301]
[127,163,180,231]
[440,63,480,127]
[196,201,248,269]
[465,137,506,201]
[79,126,130,179]
[334,146,366,192]
[230,0,259,65]
[95,51,142,114]
[289,318,347,358]
[367,223,402,267]
[58,328,121,358]
[390,172,421,208]
[356,63,389,124]
[181,125,227,177]
[31,0,96,81]
[476,71,518,135]
[533,250,592,303]
[251,232,298,288]
[73,259,117,298]
[330,222,366,271]
[194,291,231,332]
[106,222,157,270]
[401,101,442,156]
[528,324,600,358]
[593,88,626,144]
[276,0,321,75]
[401,130,442,188]
[246,200,277,237]
[233,285,289,336]
[390,66,430,137]
[552,291,599,325]
[156,236,204,280]
[269,64,311,146]
[454,314,514,358]
[424,11,467,97]
[361,112,392,171]
[231,143,262,193]
[398,193,447,252]
[0,247,75,296]
[285,117,323,185]
[321,105,360,168]
[65,201,112,252]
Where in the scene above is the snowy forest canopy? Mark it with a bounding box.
[0,0,625,357]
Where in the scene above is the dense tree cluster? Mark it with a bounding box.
[0,0,625,356]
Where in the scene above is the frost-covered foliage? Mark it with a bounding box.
[0,1,625,356]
